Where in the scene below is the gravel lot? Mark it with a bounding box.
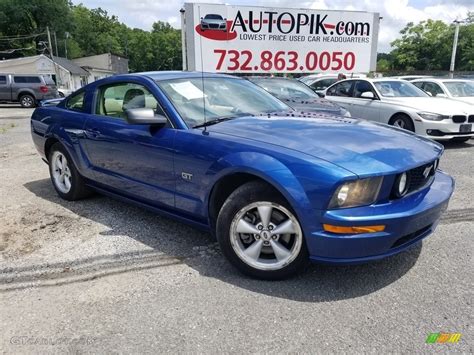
[0,104,472,353]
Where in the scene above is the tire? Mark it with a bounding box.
[216,181,309,280]
[19,94,36,108]
[390,114,415,132]
[48,143,92,201]
[450,137,471,143]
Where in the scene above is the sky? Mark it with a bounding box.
[73,0,473,53]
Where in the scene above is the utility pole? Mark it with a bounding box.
[46,26,59,85]
[46,26,54,58]
[64,32,70,59]
[449,20,462,79]
[53,31,59,57]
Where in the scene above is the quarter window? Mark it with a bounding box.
[66,91,85,112]
[95,83,165,119]
[0,75,6,84]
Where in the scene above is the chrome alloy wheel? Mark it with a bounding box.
[51,151,72,194]
[229,202,303,271]
[20,96,34,107]
[393,118,406,129]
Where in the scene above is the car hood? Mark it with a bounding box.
[449,96,474,105]
[208,113,443,177]
[381,97,474,115]
[282,97,344,114]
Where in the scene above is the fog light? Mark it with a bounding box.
[393,172,409,198]
[323,224,386,234]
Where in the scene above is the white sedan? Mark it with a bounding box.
[324,78,474,143]
[411,78,474,105]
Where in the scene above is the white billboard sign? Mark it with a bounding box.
[183,3,380,73]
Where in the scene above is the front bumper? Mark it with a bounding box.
[414,119,474,140]
[306,170,454,264]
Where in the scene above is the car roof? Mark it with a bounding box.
[107,71,239,82]
[411,78,472,82]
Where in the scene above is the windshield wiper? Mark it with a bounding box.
[193,116,239,129]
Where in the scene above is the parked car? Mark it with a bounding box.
[31,72,454,279]
[411,78,474,105]
[324,78,474,143]
[0,74,59,108]
[299,73,366,96]
[200,14,227,31]
[299,76,339,96]
[247,77,350,116]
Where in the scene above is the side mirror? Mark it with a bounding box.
[360,91,375,99]
[200,17,203,20]
[425,91,433,97]
[125,108,167,125]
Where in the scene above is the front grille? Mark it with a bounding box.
[452,115,466,123]
[469,115,474,123]
[406,162,436,193]
[392,161,436,199]
[390,224,432,249]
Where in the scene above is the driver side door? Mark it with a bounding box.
[83,81,176,208]
[349,80,381,122]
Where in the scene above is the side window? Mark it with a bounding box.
[423,82,444,97]
[326,81,354,97]
[66,91,85,112]
[14,76,41,84]
[0,75,6,84]
[95,82,166,119]
[354,80,377,98]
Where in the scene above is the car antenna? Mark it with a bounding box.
[198,6,207,133]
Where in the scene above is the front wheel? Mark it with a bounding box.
[216,181,308,280]
[390,114,415,132]
[48,143,92,200]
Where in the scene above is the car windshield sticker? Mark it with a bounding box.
[170,81,206,100]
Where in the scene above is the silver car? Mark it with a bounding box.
[0,74,59,108]
[200,14,227,31]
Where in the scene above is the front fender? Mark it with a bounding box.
[206,152,314,216]
[204,151,353,238]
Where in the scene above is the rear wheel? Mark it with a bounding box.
[216,181,308,280]
[19,94,35,108]
[48,143,92,200]
[390,114,415,132]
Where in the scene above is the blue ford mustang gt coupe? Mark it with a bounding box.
[31,71,454,280]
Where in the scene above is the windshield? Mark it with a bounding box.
[158,77,289,127]
[251,79,317,100]
[205,14,223,20]
[374,81,429,97]
[443,81,474,97]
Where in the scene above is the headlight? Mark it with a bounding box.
[328,177,383,209]
[417,112,450,121]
